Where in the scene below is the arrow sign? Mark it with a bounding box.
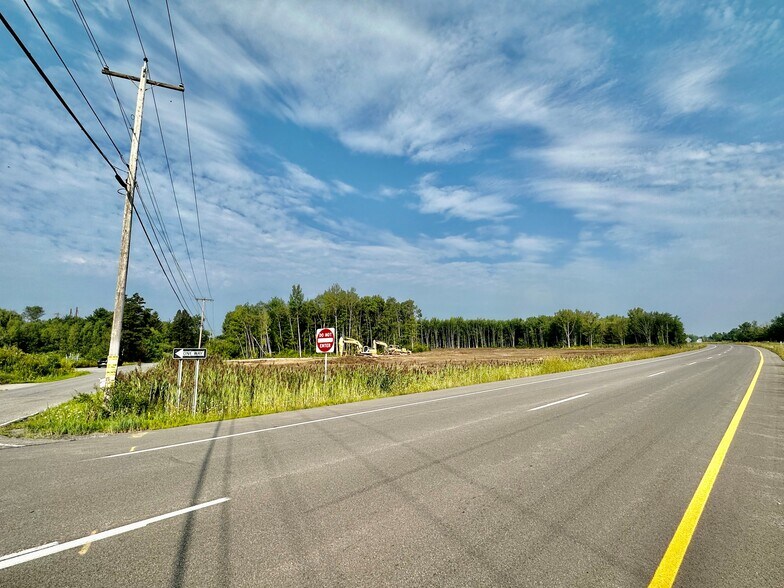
[173,348,207,360]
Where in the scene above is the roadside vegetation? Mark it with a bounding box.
[751,342,784,361]
[2,345,698,437]
[0,347,87,384]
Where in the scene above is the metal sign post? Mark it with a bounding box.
[176,359,184,409]
[172,348,207,413]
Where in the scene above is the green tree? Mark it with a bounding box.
[289,284,305,357]
[603,315,629,345]
[221,303,270,358]
[168,310,199,348]
[628,307,654,345]
[121,293,162,362]
[22,305,45,322]
[578,311,601,347]
[554,309,580,348]
[767,313,784,341]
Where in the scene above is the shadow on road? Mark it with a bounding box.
[169,416,236,588]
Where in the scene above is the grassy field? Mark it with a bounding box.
[1,345,699,437]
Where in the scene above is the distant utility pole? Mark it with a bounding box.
[102,58,183,391]
[192,297,213,415]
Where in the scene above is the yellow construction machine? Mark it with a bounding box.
[388,344,412,355]
[359,340,387,356]
[338,336,363,356]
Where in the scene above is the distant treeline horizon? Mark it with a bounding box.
[2,284,780,362]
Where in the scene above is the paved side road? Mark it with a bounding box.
[0,364,155,426]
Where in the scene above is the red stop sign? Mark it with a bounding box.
[316,328,335,353]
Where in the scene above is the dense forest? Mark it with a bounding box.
[0,284,703,362]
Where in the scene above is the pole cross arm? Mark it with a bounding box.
[101,67,184,92]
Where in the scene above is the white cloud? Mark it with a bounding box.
[415,174,516,221]
[161,0,613,162]
[332,180,356,195]
[512,234,561,256]
[654,60,730,115]
[431,235,503,259]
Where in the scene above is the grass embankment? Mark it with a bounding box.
[750,342,784,360]
[2,346,697,437]
[0,347,87,385]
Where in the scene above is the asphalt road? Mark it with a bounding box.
[0,364,155,426]
[0,345,780,587]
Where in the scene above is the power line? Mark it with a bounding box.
[6,3,195,317]
[133,187,195,313]
[0,9,124,186]
[71,1,203,316]
[165,0,213,299]
[131,198,189,312]
[148,84,204,299]
[125,0,211,304]
[21,0,125,163]
[125,0,147,58]
[135,156,200,313]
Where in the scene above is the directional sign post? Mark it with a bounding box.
[172,348,207,409]
[315,328,335,382]
[173,348,207,359]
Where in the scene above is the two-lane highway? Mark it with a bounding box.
[0,345,781,586]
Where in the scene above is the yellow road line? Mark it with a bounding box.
[78,531,97,556]
[648,347,764,587]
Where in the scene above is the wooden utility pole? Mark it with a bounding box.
[102,59,183,390]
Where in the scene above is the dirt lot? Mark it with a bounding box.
[232,346,650,368]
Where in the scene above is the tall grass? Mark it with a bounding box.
[4,346,693,437]
[0,347,82,384]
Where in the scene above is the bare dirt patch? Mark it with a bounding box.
[233,347,653,369]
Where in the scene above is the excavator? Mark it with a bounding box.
[338,336,363,356]
[357,340,387,356]
[388,344,412,355]
[341,337,413,357]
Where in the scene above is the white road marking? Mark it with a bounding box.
[0,542,59,563]
[0,498,229,571]
[647,371,666,378]
[706,356,714,360]
[687,362,698,366]
[527,393,589,412]
[0,442,24,448]
[93,346,716,460]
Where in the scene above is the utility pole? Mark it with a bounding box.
[192,297,212,415]
[102,59,183,391]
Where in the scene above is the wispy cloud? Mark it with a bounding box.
[415,174,515,221]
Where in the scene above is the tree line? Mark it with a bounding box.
[0,294,200,363]
[208,284,687,358]
[418,307,685,350]
[0,284,696,362]
[709,312,784,342]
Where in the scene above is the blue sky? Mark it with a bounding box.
[1,0,782,336]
